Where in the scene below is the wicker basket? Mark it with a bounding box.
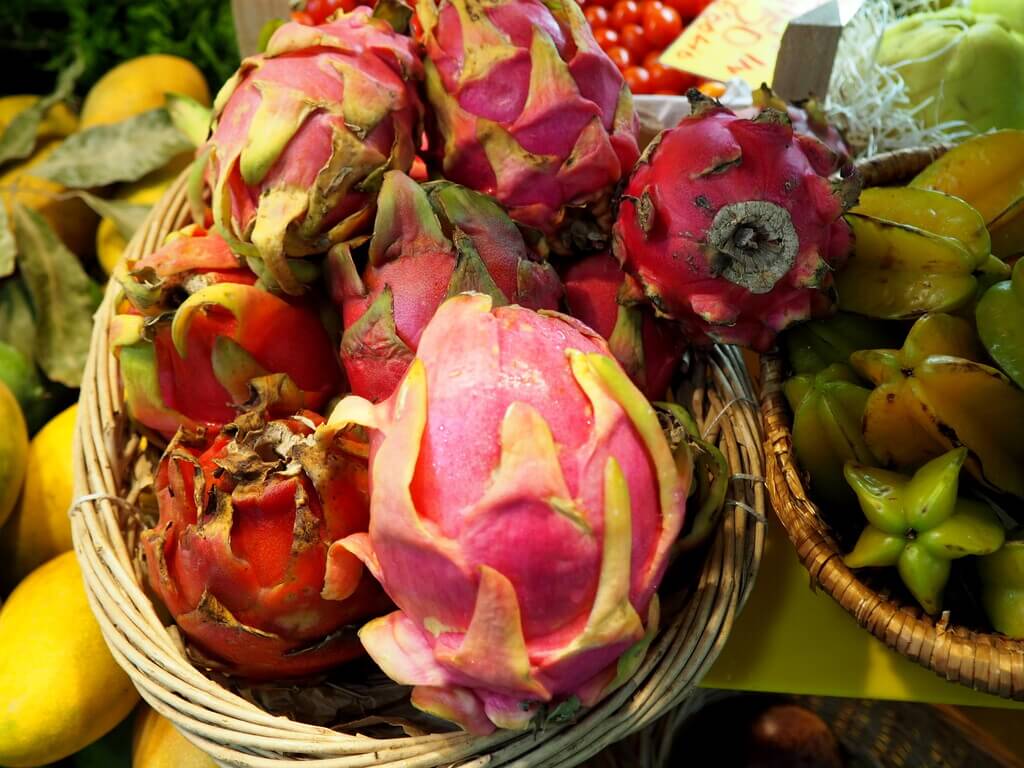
[71,171,767,767]
[762,145,1024,701]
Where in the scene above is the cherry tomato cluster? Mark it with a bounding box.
[293,0,367,26]
[582,0,713,94]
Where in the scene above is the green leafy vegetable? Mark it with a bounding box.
[34,108,192,188]
[165,93,211,148]
[12,203,101,387]
[0,54,83,167]
[71,191,150,240]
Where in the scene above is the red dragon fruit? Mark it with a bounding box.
[739,85,850,161]
[416,0,640,253]
[326,293,689,733]
[328,170,562,402]
[111,226,343,438]
[204,8,423,294]
[613,92,859,352]
[562,252,686,400]
[142,377,390,678]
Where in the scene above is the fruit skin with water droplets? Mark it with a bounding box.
[204,9,423,294]
[328,170,562,402]
[613,92,857,352]
[141,377,390,679]
[561,251,685,399]
[110,225,343,438]
[324,294,689,733]
[416,0,640,254]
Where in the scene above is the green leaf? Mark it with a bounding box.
[166,92,212,148]
[12,203,101,387]
[0,277,37,363]
[33,109,193,188]
[0,205,15,278]
[0,53,84,167]
[71,191,151,241]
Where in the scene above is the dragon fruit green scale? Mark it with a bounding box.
[205,8,423,295]
[416,0,640,254]
[326,294,689,733]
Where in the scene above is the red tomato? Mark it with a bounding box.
[305,0,327,23]
[593,27,620,51]
[605,45,632,71]
[642,50,661,69]
[624,65,653,94]
[647,62,695,93]
[643,4,682,49]
[664,0,710,18]
[585,5,610,27]
[590,0,618,9]
[610,0,641,28]
[291,10,316,24]
[619,24,649,60]
[638,0,665,15]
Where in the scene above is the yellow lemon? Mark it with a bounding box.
[0,381,28,529]
[0,140,98,256]
[0,404,77,587]
[81,55,210,129]
[132,707,216,768]
[0,95,78,139]
[96,153,194,275]
[0,551,139,767]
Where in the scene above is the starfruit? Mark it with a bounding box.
[911,130,1024,259]
[851,313,1024,497]
[977,259,1024,388]
[783,364,875,526]
[784,311,905,375]
[836,187,996,318]
[844,448,1005,615]
[978,529,1024,637]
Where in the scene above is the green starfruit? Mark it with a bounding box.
[784,312,905,375]
[845,448,1005,614]
[976,259,1024,388]
[978,530,1024,637]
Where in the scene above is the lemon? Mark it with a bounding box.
[0,140,98,256]
[132,707,216,768]
[0,551,139,767]
[0,404,77,586]
[96,154,193,275]
[81,55,210,129]
[0,95,78,139]
[0,381,28,530]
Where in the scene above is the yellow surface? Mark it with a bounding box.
[0,95,78,139]
[704,511,1024,710]
[0,405,77,587]
[0,381,28,530]
[80,54,210,129]
[132,707,216,768]
[0,551,139,767]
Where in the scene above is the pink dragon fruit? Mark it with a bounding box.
[613,92,859,352]
[562,252,686,400]
[416,0,640,253]
[110,226,343,438]
[328,170,562,402]
[326,293,689,733]
[204,8,423,294]
[739,85,850,161]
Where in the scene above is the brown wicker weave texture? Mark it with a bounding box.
[70,171,767,767]
[761,144,1024,701]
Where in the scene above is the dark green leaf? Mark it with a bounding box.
[71,191,150,240]
[0,276,37,363]
[0,206,15,278]
[12,203,101,387]
[33,108,192,188]
[166,92,212,148]
[0,53,84,166]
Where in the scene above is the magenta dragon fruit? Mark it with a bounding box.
[328,170,562,402]
[204,8,423,294]
[562,252,686,400]
[415,0,640,253]
[325,293,689,733]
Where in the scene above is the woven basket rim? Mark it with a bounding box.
[761,143,1024,702]
[70,170,767,766]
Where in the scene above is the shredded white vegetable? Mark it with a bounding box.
[824,0,973,157]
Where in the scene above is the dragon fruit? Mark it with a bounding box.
[111,226,343,438]
[326,294,689,733]
[329,170,562,402]
[142,376,389,679]
[416,0,640,253]
[204,8,423,294]
[613,92,859,352]
[739,85,849,161]
[562,252,686,400]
